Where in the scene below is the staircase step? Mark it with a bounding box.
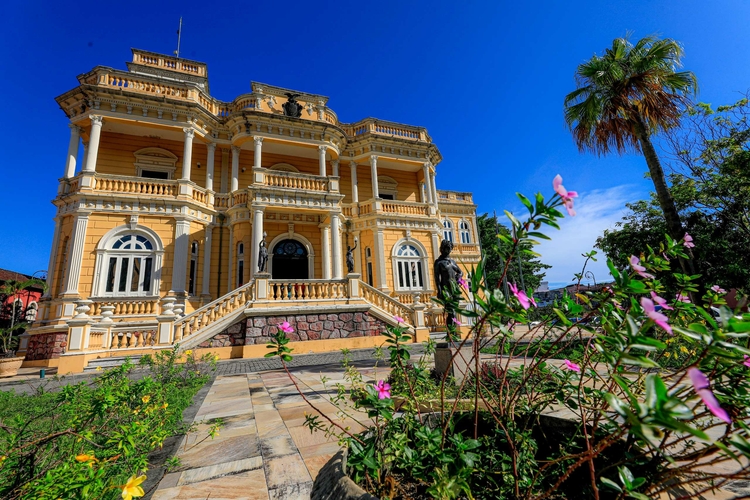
[84,356,143,372]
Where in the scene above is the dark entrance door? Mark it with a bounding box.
[271,239,309,279]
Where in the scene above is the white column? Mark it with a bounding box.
[332,159,339,177]
[431,171,439,206]
[423,162,433,205]
[201,226,213,297]
[62,213,90,296]
[349,161,359,203]
[251,207,265,279]
[64,124,81,178]
[171,218,191,294]
[318,145,327,176]
[373,228,388,291]
[331,213,343,279]
[43,217,62,298]
[220,148,229,193]
[227,225,234,292]
[181,128,195,181]
[369,155,379,198]
[471,216,480,246]
[321,223,331,279]
[253,136,263,169]
[82,115,103,173]
[231,146,240,192]
[205,142,216,191]
[431,231,441,260]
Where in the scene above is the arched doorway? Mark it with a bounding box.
[271,239,309,279]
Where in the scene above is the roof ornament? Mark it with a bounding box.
[283,93,303,118]
[174,17,183,58]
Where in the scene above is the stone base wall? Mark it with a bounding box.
[198,311,387,349]
[25,332,68,361]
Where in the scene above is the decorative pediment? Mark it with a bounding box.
[133,147,178,166]
[268,163,299,172]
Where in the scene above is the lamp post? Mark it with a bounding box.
[585,271,596,289]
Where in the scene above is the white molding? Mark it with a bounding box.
[267,232,315,279]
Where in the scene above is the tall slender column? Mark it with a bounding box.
[369,155,379,199]
[171,218,191,295]
[205,142,216,191]
[220,148,229,193]
[422,162,433,205]
[331,213,343,279]
[318,145,327,176]
[431,171,438,206]
[253,136,263,169]
[431,231,441,260]
[62,213,90,296]
[373,228,388,291]
[321,223,331,279]
[181,128,195,180]
[349,161,359,203]
[251,207,265,279]
[43,217,62,298]
[231,146,240,192]
[227,224,234,292]
[64,124,81,178]
[332,159,339,177]
[201,226,213,297]
[82,116,103,173]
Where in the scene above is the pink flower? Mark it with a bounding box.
[509,283,535,310]
[393,315,405,324]
[711,285,727,294]
[650,291,673,311]
[458,276,469,291]
[630,255,655,280]
[743,355,750,368]
[662,252,671,262]
[563,359,581,372]
[452,317,462,326]
[553,174,578,216]
[279,321,294,334]
[676,293,691,303]
[641,297,672,335]
[375,380,391,399]
[688,367,730,424]
[683,233,695,249]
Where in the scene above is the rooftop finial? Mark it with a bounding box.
[174,17,182,59]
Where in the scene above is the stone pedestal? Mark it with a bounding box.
[434,340,475,383]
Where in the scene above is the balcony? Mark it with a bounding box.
[357,199,433,218]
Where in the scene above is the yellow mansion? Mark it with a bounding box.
[22,49,480,373]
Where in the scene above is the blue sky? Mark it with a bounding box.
[2,0,749,287]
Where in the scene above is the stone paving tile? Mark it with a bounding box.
[152,468,269,500]
[178,456,264,485]
[177,433,261,469]
[263,453,312,490]
[268,481,313,500]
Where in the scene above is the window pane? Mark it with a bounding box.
[189,259,196,295]
[119,258,129,292]
[417,262,423,287]
[143,258,152,292]
[131,258,141,292]
[106,257,117,292]
[398,262,405,288]
[237,260,244,287]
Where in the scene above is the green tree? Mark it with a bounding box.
[597,97,750,293]
[564,35,697,246]
[0,278,46,330]
[477,213,550,293]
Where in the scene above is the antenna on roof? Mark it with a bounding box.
[174,17,182,58]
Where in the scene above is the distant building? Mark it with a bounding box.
[533,281,613,307]
[0,269,44,327]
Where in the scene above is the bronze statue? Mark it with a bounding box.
[346,239,358,274]
[434,239,463,331]
[258,235,268,273]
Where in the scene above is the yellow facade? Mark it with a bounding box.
[25,48,479,372]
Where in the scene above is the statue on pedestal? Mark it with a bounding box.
[258,233,268,273]
[434,239,463,332]
[346,239,358,274]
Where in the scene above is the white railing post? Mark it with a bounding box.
[348,273,361,299]
[99,305,115,349]
[157,297,177,345]
[66,300,93,351]
[255,272,270,300]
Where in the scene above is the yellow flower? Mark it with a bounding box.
[184,350,193,356]
[141,395,150,404]
[75,454,97,467]
[120,474,146,500]
[161,403,169,410]
[680,346,689,354]
[664,352,671,358]
[96,366,102,371]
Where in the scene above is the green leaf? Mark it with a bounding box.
[600,477,623,493]
[517,193,534,213]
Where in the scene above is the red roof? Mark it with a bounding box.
[0,268,44,288]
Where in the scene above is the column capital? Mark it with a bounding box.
[332,158,339,166]
[349,160,357,168]
[231,145,241,155]
[89,115,103,126]
[318,144,328,152]
[68,123,82,133]
[369,155,378,166]
[423,161,432,169]
[206,141,217,152]
[253,136,264,146]
[183,127,195,138]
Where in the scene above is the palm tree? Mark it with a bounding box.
[564,35,697,245]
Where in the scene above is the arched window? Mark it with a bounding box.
[188,241,199,295]
[94,226,164,297]
[237,242,245,287]
[459,220,471,244]
[365,247,373,287]
[442,219,454,243]
[25,301,38,322]
[393,243,425,291]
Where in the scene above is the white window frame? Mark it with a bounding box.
[92,225,164,298]
[391,239,429,292]
[459,220,472,244]
[377,175,398,200]
[133,147,178,179]
[442,219,454,243]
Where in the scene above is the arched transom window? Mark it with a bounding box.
[103,234,155,296]
[459,220,471,244]
[442,219,454,243]
[394,243,425,291]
